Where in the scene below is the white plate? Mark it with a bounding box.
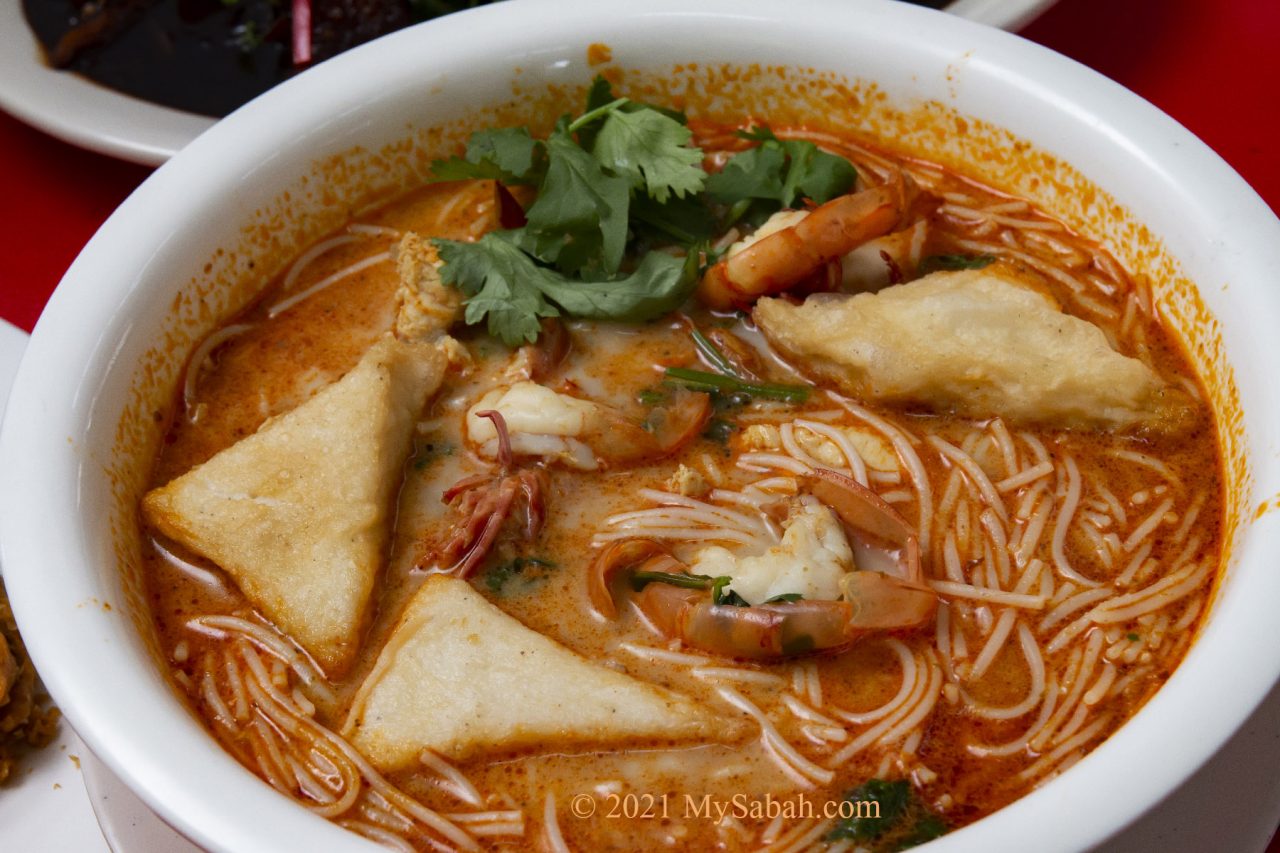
[0,320,107,853]
[82,751,202,853]
[0,0,1054,166]
[0,0,215,165]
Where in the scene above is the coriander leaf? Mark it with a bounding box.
[708,129,855,211]
[522,126,630,276]
[592,108,706,203]
[582,76,688,127]
[826,778,948,849]
[435,232,696,345]
[918,253,996,274]
[431,127,544,184]
[434,233,559,345]
[585,75,617,113]
[781,139,856,206]
[577,76,618,149]
[706,143,787,205]
[534,248,698,322]
[777,140,816,209]
[827,779,911,842]
[630,192,718,248]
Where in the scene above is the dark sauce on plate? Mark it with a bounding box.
[21,0,951,118]
[22,0,471,116]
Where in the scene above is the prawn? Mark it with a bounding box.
[428,410,546,577]
[466,382,711,471]
[697,172,920,310]
[588,469,937,659]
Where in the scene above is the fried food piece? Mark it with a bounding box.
[143,336,447,675]
[393,233,463,341]
[755,264,1182,429]
[0,581,60,783]
[343,576,723,768]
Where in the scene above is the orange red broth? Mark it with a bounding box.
[141,122,1224,850]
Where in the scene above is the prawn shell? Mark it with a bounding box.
[841,571,937,631]
[637,582,857,660]
[582,388,711,467]
[804,468,923,584]
[587,539,669,619]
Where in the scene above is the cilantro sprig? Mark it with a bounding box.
[430,78,709,345]
[437,232,697,344]
[428,81,857,345]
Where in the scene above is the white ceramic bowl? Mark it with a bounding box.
[3,1,1279,851]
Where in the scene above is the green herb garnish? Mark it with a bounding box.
[631,571,796,608]
[428,86,859,346]
[680,326,810,404]
[707,125,856,225]
[637,387,668,406]
[663,366,809,403]
[429,77,713,344]
[918,253,996,274]
[484,556,557,595]
[437,232,698,345]
[430,126,545,185]
[691,327,737,375]
[1127,632,1140,642]
[710,576,749,606]
[826,779,948,849]
[630,571,724,592]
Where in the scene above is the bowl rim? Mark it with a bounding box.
[3,1,1280,851]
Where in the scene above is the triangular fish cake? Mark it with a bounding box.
[344,576,724,769]
[143,335,446,675]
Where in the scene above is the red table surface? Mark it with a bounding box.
[0,0,1278,848]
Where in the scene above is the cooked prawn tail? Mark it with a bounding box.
[697,171,920,310]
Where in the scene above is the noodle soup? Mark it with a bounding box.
[139,92,1223,852]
